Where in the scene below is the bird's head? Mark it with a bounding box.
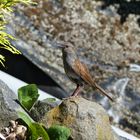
[56,42,76,54]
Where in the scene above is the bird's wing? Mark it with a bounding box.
[73,59,94,85]
[73,59,113,101]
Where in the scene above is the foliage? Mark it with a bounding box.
[18,84,71,140]
[43,97,57,103]
[18,84,39,111]
[47,125,71,140]
[0,54,5,67]
[18,112,50,140]
[0,0,32,66]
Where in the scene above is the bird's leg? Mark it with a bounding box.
[71,84,83,96]
[62,85,82,100]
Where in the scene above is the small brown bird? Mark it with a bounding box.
[57,42,113,101]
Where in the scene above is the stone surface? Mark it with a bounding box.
[41,97,119,140]
[0,80,27,129]
[30,99,61,122]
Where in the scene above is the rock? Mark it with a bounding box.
[30,99,61,122]
[0,80,27,129]
[41,97,119,140]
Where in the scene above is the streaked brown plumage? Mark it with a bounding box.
[57,42,113,101]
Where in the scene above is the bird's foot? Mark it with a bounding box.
[62,94,79,100]
[62,85,83,100]
[71,92,79,96]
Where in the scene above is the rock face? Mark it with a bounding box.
[0,80,26,129]
[42,97,118,140]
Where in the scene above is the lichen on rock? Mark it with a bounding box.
[41,97,119,140]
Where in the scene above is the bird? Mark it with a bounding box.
[56,42,113,101]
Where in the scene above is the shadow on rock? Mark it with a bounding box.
[101,0,140,25]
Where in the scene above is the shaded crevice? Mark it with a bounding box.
[101,0,140,25]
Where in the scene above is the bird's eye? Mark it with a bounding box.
[65,45,69,48]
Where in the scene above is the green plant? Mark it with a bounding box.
[18,84,71,140]
[0,0,32,66]
[18,112,50,140]
[18,84,39,111]
[47,125,71,140]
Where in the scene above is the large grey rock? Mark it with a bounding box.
[0,80,26,129]
[9,0,140,95]
[42,97,119,140]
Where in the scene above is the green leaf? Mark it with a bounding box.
[47,125,71,140]
[18,84,39,111]
[29,123,50,140]
[43,98,56,103]
[18,111,34,126]
[18,111,50,140]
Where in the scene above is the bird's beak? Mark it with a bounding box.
[55,42,64,49]
[50,41,65,49]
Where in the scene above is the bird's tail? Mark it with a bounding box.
[94,83,113,101]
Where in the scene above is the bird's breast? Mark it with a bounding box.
[63,55,83,85]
